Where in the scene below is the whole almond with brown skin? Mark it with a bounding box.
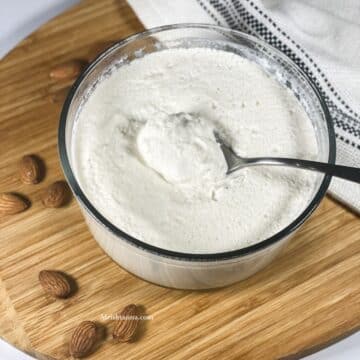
[42,181,69,208]
[19,155,41,184]
[69,321,97,358]
[48,87,70,104]
[38,270,71,298]
[113,304,139,342]
[0,193,28,216]
[50,60,86,80]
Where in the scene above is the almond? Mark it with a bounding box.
[113,304,139,342]
[48,87,70,104]
[38,270,71,298]
[42,181,69,208]
[50,60,87,80]
[0,193,28,216]
[19,155,41,184]
[69,321,97,358]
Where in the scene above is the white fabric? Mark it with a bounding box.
[260,0,360,112]
[127,0,215,27]
[128,0,360,213]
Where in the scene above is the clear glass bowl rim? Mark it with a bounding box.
[58,23,336,262]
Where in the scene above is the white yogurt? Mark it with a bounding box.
[72,48,319,253]
[137,112,227,185]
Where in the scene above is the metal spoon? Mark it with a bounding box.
[214,132,360,183]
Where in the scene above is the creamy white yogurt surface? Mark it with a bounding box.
[72,48,318,253]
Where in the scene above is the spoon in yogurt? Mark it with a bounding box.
[214,131,360,183]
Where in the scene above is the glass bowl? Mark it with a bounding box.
[58,24,335,289]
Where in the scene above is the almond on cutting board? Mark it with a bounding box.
[69,321,97,358]
[19,155,41,184]
[42,181,70,208]
[48,87,70,104]
[113,304,139,343]
[50,60,87,80]
[0,193,29,216]
[38,270,72,298]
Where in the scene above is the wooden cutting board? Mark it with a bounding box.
[0,0,359,359]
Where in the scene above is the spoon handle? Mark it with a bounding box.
[241,157,360,183]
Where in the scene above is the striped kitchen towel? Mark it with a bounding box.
[128,0,360,213]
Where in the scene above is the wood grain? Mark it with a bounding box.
[0,0,359,359]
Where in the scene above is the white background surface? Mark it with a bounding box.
[0,1,358,359]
